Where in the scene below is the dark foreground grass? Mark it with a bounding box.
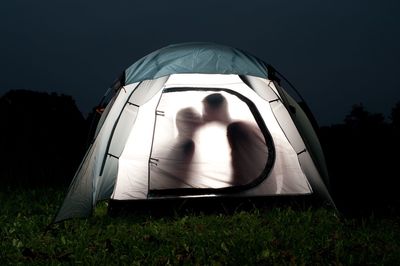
[1,188,399,265]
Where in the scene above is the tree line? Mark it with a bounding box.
[0,90,87,187]
[0,90,399,213]
[320,102,400,214]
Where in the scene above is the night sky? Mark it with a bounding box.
[1,0,399,126]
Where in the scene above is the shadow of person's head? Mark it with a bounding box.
[176,107,203,138]
[202,93,231,124]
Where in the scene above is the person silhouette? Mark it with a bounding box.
[227,121,271,186]
[202,93,231,125]
[174,107,203,161]
[201,93,272,187]
[154,107,203,188]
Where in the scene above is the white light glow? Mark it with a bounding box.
[150,90,264,190]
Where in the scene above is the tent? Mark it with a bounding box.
[55,43,333,222]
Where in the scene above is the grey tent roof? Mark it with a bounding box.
[125,42,269,85]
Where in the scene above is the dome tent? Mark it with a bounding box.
[55,43,333,222]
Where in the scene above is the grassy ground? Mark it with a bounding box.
[1,187,399,265]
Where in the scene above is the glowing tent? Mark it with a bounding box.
[55,43,333,222]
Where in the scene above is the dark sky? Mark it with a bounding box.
[1,0,399,125]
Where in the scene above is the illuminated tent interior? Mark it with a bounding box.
[55,43,333,222]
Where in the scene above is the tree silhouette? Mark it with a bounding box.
[0,90,88,186]
[390,101,400,129]
[320,102,399,215]
[344,103,385,129]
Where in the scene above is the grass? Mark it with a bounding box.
[1,187,399,265]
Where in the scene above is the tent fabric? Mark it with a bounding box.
[274,84,330,187]
[54,43,333,223]
[125,43,269,86]
[240,76,280,102]
[112,74,312,200]
[54,83,139,222]
[150,90,267,189]
[270,101,306,154]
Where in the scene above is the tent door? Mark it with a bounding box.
[148,88,274,197]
